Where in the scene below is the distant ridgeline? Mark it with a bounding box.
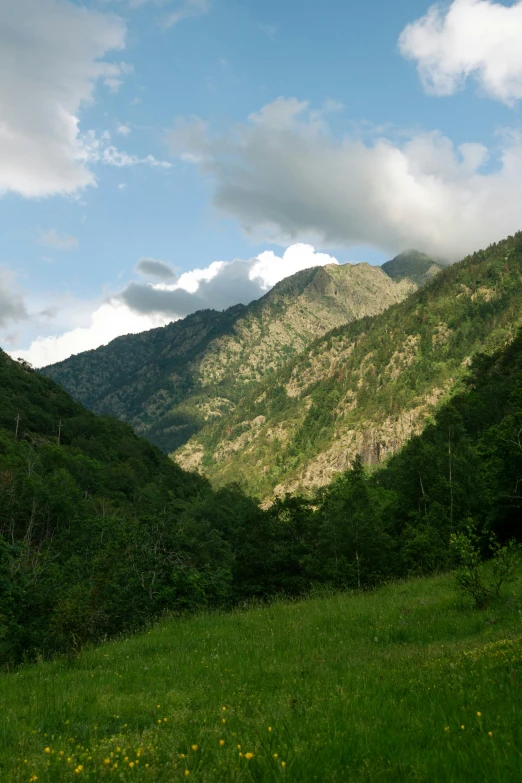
[1,301,522,663]
[173,235,522,499]
[41,259,419,455]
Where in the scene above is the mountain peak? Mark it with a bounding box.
[41,260,412,455]
[382,249,443,286]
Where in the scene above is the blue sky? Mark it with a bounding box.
[3,0,522,365]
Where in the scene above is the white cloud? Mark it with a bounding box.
[249,244,337,289]
[39,229,79,251]
[117,124,132,135]
[79,130,171,168]
[12,300,171,368]
[0,0,128,198]
[11,243,337,367]
[169,97,522,261]
[399,0,522,104]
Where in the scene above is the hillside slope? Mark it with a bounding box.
[42,262,412,453]
[0,350,264,663]
[2,570,521,782]
[174,233,522,497]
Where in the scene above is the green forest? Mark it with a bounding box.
[1,298,521,665]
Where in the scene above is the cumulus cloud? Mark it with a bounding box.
[0,272,28,328]
[168,97,522,261]
[12,243,337,367]
[136,257,178,280]
[39,229,79,251]
[121,243,338,316]
[0,0,128,198]
[399,0,522,104]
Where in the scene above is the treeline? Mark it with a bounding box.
[1,324,521,665]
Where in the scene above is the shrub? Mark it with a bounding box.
[450,523,519,608]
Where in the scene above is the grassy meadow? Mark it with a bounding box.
[1,568,522,783]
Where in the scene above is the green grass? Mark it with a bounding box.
[1,569,522,782]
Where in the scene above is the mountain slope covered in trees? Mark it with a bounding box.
[175,234,522,498]
[0,351,265,663]
[2,316,522,665]
[41,261,414,454]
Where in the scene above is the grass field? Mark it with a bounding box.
[1,569,522,782]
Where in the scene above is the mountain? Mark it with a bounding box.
[41,261,414,454]
[0,348,268,663]
[173,233,522,498]
[382,249,445,286]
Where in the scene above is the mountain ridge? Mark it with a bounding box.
[41,259,415,454]
[173,234,522,498]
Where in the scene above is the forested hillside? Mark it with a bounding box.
[42,261,413,454]
[0,351,264,663]
[1,314,521,665]
[177,234,522,498]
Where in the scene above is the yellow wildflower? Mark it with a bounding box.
[44,747,51,754]
[488,732,493,737]
[477,712,482,717]
[268,727,272,732]
[245,752,254,760]
[281,761,286,768]
[104,759,111,765]
[185,771,190,777]
[163,718,168,723]
[273,753,278,759]
[191,745,198,752]
[219,740,225,747]
[129,762,135,768]
[221,706,226,711]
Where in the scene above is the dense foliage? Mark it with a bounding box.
[2,313,521,664]
[0,351,268,663]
